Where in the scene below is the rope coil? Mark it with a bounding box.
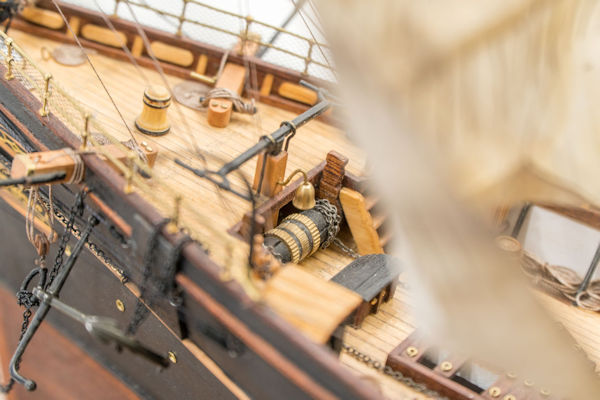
[200,88,257,114]
[521,251,600,311]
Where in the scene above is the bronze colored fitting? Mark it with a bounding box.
[4,38,14,80]
[124,153,136,194]
[440,361,453,372]
[279,220,310,259]
[167,195,182,234]
[277,169,315,210]
[40,73,52,117]
[265,227,300,263]
[81,113,91,150]
[405,346,418,358]
[284,213,321,254]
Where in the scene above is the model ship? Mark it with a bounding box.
[0,0,598,399]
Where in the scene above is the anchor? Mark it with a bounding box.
[8,214,168,391]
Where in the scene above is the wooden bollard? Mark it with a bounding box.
[135,85,171,136]
[207,63,246,128]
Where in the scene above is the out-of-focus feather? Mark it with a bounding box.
[318,0,600,397]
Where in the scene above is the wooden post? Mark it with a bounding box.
[253,151,288,226]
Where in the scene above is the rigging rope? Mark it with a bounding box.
[50,0,143,158]
[290,0,335,77]
[121,0,205,163]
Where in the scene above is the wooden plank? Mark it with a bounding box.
[539,204,600,231]
[331,254,399,302]
[260,74,274,96]
[262,266,362,344]
[252,151,288,198]
[339,187,384,255]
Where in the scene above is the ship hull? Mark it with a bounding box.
[0,52,377,399]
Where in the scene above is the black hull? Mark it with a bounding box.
[0,57,378,399]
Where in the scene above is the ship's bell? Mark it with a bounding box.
[135,85,171,136]
[293,180,316,210]
[278,169,315,210]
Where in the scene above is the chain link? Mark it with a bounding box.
[45,189,87,290]
[127,219,170,335]
[333,237,361,259]
[341,343,448,400]
[313,199,341,249]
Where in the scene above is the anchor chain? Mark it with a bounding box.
[126,219,170,335]
[1,267,47,394]
[341,343,448,400]
[45,190,87,290]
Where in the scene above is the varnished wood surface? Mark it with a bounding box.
[262,266,363,344]
[5,29,600,400]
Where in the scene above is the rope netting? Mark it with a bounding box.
[0,30,256,295]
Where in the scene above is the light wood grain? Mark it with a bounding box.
[14,28,600,400]
[21,6,64,30]
[207,63,247,127]
[262,265,362,344]
[340,187,384,255]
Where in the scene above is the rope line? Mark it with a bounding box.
[50,0,143,155]
[521,251,600,311]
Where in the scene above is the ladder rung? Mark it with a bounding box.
[372,213,387,230]
[364,195,379,211]
[379,231,393,247]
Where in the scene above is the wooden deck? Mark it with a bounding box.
[5,29,600,400]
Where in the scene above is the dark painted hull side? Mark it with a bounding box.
[0,53,379,399]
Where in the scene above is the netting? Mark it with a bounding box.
[0,30,258,297]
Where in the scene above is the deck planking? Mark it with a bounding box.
[7,29,600,400]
